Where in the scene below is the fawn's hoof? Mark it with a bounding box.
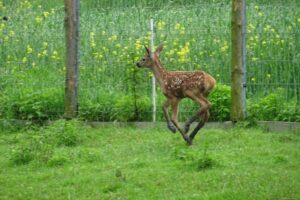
[167,123,176,134]
[185,136,192,146]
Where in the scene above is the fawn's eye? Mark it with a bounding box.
[142,58,146,61]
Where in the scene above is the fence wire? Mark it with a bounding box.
[0,1,299,122]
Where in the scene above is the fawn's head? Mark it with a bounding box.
[136,44,164,68]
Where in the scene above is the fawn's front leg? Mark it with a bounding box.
[170,99,192,145]
[162,99,176,133]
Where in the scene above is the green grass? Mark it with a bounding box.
[0,120,300,199]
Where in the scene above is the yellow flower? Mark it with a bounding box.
[90,32,96,48]
[43,42,48,48]
[248,23,255,32]
[221,41,228,52]
[22,57,28,63]
[42,49,48,56]
[180,26,185,35]
[298,18,300,23]
[134,39,142,50]
[263,24,271,32]
[177,42,190,63]
[35,16,43,24]
[43,11,50,18]
[267,74,271,79]
[221,45,228,52]
[157,21,166,30]
[27,45,33,54]
[214,39,220,43]
[109,35,117,41]
[9,30,15,37]
[51,50,59,60]
[251,77,256,82]
[0,23,5,32]
[97,53,103,59]
[175,23,181,30]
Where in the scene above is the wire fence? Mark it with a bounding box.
[0,1,299,122]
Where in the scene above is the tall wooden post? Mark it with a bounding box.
[231,0,246,122]
[64,0,80,119]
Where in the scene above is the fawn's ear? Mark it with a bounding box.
[155,43,164,55]
[144,45,151,56]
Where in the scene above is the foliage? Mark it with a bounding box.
[209,84,231,121]
[0,0,299,122]
[249,90,300,122]
[10,119,87,165]
[0,87,64,120]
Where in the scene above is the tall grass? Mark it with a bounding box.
[0,0,299,121]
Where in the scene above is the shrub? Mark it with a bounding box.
[80,92,152,122]
[209,84,231,121]
[48,151,70,167]
[247,89,300,121]
[1,87,64,121]
[11,143,35,165]
[10,119,87,165]
[45,119,86,147]
[10,133,54,165]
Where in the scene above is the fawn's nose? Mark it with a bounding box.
[136,62,140,67]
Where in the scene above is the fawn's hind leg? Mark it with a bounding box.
[184,92,211,140]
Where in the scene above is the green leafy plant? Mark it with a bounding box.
[209,84,231,121]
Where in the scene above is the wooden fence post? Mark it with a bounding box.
[231,0,246,122]
[64,0,80,119]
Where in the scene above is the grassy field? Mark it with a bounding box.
[0,120,300,199]
[0,0,299,121]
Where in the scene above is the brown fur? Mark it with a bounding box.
[136,44,216,145]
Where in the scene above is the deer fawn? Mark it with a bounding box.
[136,44,216,145]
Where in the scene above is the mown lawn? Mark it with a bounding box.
[0,120,300,200]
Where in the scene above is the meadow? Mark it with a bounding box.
[0,120,300,199]
[0,0,300,122]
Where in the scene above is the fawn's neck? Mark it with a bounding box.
[151,58,167,87]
